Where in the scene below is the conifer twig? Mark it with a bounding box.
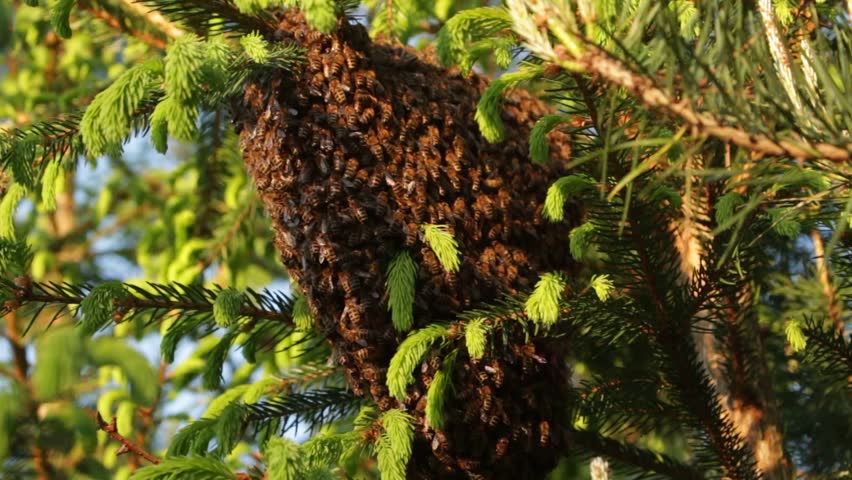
[80,1,169,49]
[559,44,850,163]
[120,0,184,40]
[94,411,161,465]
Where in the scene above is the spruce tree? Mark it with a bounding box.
[0,1,850,479]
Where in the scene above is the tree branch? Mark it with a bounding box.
[93,411,160,465]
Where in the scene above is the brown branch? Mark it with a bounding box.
[93,411,160,465]
[119,0,184,40]
[553,44,852,163]
[810,230,842,332]
[80,1,168,50]
[4,312,54,480]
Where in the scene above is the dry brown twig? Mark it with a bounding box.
[94,411,160,465]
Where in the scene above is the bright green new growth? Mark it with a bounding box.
[387,324,448,400]
[0,239,32,277]
[79,281,130,335]
[214,287,244,327]
[569,221,596,260]
[32,325,86,401]
[375,409,415,480]
[785,319,807,352]
[436,7,513,72]
[0,183,26,239]
[464,317,488,360]
[386,252,417,332]
[264,436,304,480]
[769,208,801,239]
[474,66,543,143]
[714,191,744,226]
[128,456,236,480]
[240,32,271,64]
[543,175,596,222]
[302,0,338,33]
[590,274,614,302]
[425,351,456,431]
[80,60,163,157]
[421,224,461,274]
[49,0,75,38]
[39,159,65,212]
[88,337,159,405]
[292,290,315,331]
[529,114,571,164]
[525,272,565,327]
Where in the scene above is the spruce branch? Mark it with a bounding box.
[555,42,851,163]
[93,411,161,465]
[120,0,184,39]
[139,0,276,36]
[79,0,170,49]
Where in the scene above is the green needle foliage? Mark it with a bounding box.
[421,224,461,274]
[385,251,417,332]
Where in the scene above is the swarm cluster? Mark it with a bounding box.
[234,9,580,478]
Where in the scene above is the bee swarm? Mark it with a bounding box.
[234,9,581,479]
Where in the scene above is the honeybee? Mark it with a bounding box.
[344,158,359,179]
[433,449,454,465]
[307,54,322,72]
[353,346,373,362]
[349,198,368,223]
[494,437,509,459]
[488,414,500,427]
[457,459,480,471]
[369,382,387,398]
[488,224,503,241]
[354,168,370,188]
[379,103,393,122]
[422,250,442,273]
[358,106,375,124]
[477,371,489,383]
[344,48,358,69]
[306,29,323,43]
[484,177,503,189]
[480,386,492,413]
[539,420,550,446]
[327,54,344,77]
[404,223,419,246]
[329,80,346,103]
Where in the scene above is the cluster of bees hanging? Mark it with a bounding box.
[233,8,580,479]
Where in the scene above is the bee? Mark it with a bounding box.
[479,386,492,413]
[346,299,362,326]
[477,371,489,383]
[376,396,393,410]
[488,224,504,241]
[433,449,454,465]
[354,168,370,188]
[363,70,377,90]
[332,151,345,172]
[368,142,384,161]
[353,346,373,362]
[488,414,501,427]
[494,437,509,460]
[457,459,480,471]
[448,171,462,191]
[452,136,466,158]
[368,169,383,188]
[349,198,368,223]
[484,176,504,189]
[344,158,359,179]
[344,48,358,69]
[361,366,380,382]
[422,250,442,273]
[298,124,311,139]
[446,150,462,173]
[306,29,323,43]
[327,54,344,77]
[489,362,504,388]
[539,420,550,446]
[329,80,346,103]
[470,169,481,192]
[379,102,393,122]
[307,54,322,72]
[369,382,387,398]
[359,106,375,124]
[400,223,416,247]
